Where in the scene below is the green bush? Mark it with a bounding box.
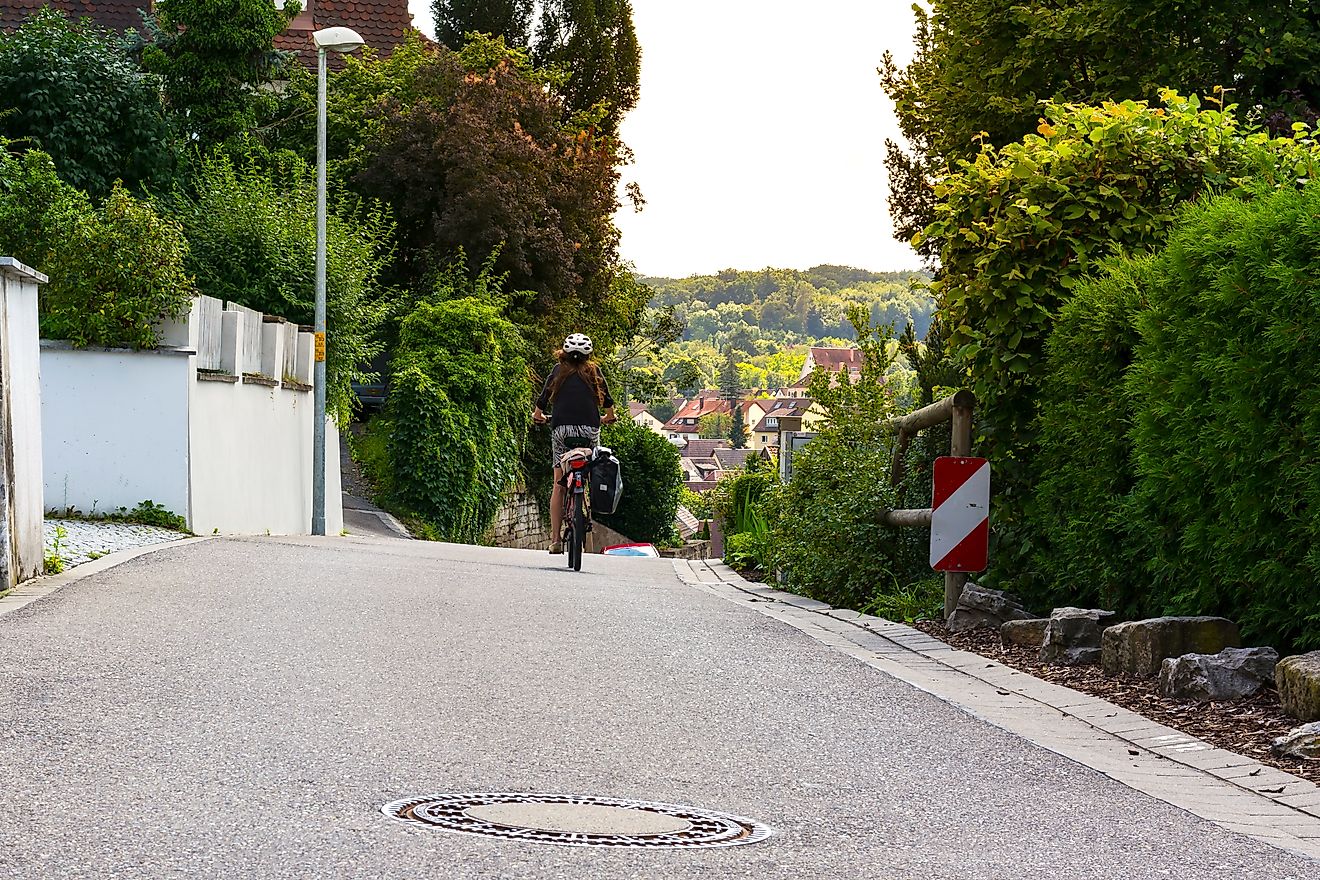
[384,296,530,542]
[166,153,390,423]
[597,418,682,544]
[0,149,195,349]
[1028,259,1151,613]
[763,309,926,610]
[0,9,178,196]
[926,94,1320,582]
[1124,182,1320,650]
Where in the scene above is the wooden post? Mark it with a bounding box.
[943,397,975,618]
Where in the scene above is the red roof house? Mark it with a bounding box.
[799,347,864,384]
[1,0,415,69]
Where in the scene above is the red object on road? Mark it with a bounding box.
[930,456,990,573]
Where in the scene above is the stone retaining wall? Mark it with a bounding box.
[488,489,552,550]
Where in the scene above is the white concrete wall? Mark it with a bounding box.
[40,345,192,520]
[190,380,342,536]
[0,258,47,582]
[40,295,342,537]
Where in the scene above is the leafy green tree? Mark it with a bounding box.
[350,35,636,353]
[598,418,682,543]
[698,412,730,440]
[880,0,1320,257]
[605,303,681,403]
[0,149,195,349]
[0,10,178,197]
[143,0,296,147]
[534,0,641,135]
[164,153,392,422]
[927,93,1318,475]
[433,0,533,49]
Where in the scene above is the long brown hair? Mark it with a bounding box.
[547,350,606,407]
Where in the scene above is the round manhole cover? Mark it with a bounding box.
[382,792,772,848]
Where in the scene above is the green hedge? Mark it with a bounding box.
[384,296,530,542]
[1125,182,1320,649]
[597,418,682,544]
[1031,181,1320,649]
[0,149,194,349]
[1027,258,1150,613]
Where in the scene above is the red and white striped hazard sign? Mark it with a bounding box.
[930,457,990,572]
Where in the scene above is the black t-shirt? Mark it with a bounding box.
[536,363,614,428]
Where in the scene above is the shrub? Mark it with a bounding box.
[0,9,178,196]
[0,149,195,349]
[597,418,682,544]
[763,309,926,610]
[166,153,390,423]
[1124,182,1320,650]
[1028,258,1151,613]
[927,93,1318,459]
[384,296,530,543]
[926,91,1320,582]
[707,458,775,536]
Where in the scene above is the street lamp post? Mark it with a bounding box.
[311,27,365,536]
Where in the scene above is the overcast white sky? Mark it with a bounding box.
[407,1,922,278]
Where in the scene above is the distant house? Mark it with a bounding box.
[663,391,727,445]
[712,447,755,472]
[750,397,825,452]
[628,402,665,436]
[0,0,416,70]
[664,392,769,448]
[799,347,864,385]
[679,438,732,490]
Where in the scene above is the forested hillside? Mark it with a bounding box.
[645,265,933,347]
[627,266,934,398]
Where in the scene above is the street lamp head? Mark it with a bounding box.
[313,26,365,53]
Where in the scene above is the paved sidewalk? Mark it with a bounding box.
[0,537,1313,878]
[675,558,1320,860]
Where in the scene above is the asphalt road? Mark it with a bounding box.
[0,537,1312,879]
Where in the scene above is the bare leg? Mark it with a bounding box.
[549,465,564,548]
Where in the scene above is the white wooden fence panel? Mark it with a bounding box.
[196,295,224,371]
[228,303,264,376]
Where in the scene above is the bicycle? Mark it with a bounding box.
[558,438,597,571]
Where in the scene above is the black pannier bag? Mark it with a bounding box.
[591,446,623,515]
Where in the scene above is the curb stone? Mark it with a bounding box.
[0,536,214,620]
[674,558,1320,862]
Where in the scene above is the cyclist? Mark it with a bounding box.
[532,333,617,554]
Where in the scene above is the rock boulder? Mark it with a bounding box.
[1272,722,1320,760]
[946,583,1034,633]
[1158,647,1279,701]
[1039,607,1116,666]
[1277,651,1320,722]
[1101,616,1241,678]
[1001,618,1049,649]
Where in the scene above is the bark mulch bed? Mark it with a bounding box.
[911,620,1319,786]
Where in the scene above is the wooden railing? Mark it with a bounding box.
[881,390,977,618]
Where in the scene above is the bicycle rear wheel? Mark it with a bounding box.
[571,499,586,571]
[565,497,578,570]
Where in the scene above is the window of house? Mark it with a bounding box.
[766,417,778,428]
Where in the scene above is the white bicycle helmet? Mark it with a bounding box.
[563,333,593,357]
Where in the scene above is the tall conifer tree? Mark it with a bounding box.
[534,0,640,135]
[432,0,533,49]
